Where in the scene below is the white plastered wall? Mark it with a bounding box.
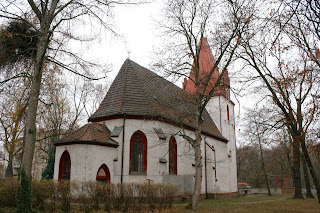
[53,117,237,194]
[53,144,117,182]
[206,96,238,193]
[100,118,233,194]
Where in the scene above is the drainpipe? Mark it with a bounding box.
[204,137,208,199]
[120,114,126,183]
[233,106,238,189]
[213,147,217,181]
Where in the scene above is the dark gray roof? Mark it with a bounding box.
[55,123,118,147]
[89,59,226,142]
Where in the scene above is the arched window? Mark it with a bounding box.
[58,151,71,181]
[96,164,111,183]
[169,136,177,175]
[130,130,147,174]
[227,105,230,121]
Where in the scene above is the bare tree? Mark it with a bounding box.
[237,144,263,187]
[242,107,275,196]
[156,0,253,209]
[0,75,30,177]
[38,65,108,179]
[0,0,143,211]
[237,0,320,201]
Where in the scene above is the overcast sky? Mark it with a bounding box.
[84,0,252,130]
[85,0,164,81]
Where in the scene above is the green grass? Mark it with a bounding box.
[170,195,320,213]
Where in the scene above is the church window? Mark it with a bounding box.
[227,105,230,121]
[58,150,71,181]
[96,164,111,183]
[169,136,177,175]
[130,130,147,174]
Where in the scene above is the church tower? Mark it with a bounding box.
[182,38,236,190]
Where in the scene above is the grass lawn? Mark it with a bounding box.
[170,195,320,213]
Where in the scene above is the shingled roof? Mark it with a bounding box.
[89,59,226,142]
[55,123,118,147]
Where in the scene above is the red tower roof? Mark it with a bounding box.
[183,37,230,100]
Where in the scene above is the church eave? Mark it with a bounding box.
[55,140,119,148]
[88,113,228,143]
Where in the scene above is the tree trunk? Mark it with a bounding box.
[292,138,303,199]
[5,154,13,177]
[301,154,314,198]
[259,139,271,196]
[17,32,49,212]
[300,140,320,203]
[192,130,202,210]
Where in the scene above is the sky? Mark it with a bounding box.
[85,0,164,81]
[81,0,252,134]
[0,0,252,149]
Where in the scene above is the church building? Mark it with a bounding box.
[53,39,238,196]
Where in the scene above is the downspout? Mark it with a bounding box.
[120,59,129,184]
[213,147,217,181]
[120,114,126,183]
[233,106,238,190]
[204,137,208,199]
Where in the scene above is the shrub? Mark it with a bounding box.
[0,178,18,207]
[119,183,135,212]
[0,179,178,212]
[160,183,178,208]
[141,183,158,211]
[75,181,104,213]
[31,179,53,211]
[57,180,74,213]
[42,180,58,212]
[100,182,178,212]
[101,183,113,212]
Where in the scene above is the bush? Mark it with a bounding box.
[32,179,53,210]
[0,178,18,207]
[159,183,177,208]
[0,179,178,212]
[99,182,178,212]
[57,180,75,213]
[74,181,103,213]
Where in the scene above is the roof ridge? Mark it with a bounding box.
[120,59,152,113]
[119,59,129,113]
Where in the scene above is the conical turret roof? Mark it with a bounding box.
[55,123,118,147]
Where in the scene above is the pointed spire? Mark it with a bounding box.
[183,37,230,100]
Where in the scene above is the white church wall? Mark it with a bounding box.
[101,118,236,194]
[99,118,124,184]
[206,96,238,193]
[54,144,117,182]
[54,116,237,195]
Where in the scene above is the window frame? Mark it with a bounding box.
[129,130,147,175]
[96,164,111,183]
[169,136,177,175]
[227,105,230,121]
[58,150,71,181]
